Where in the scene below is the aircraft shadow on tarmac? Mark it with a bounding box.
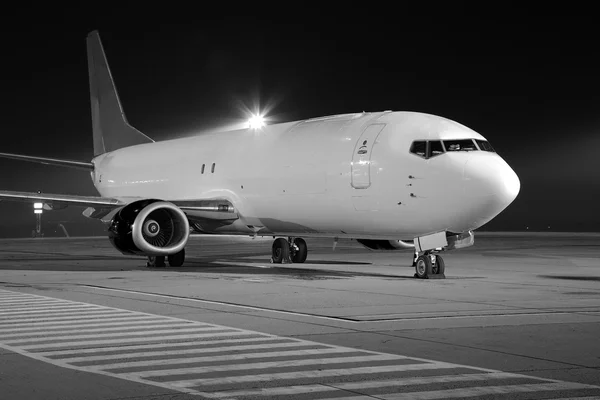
[0,254,415,280]
[293,260,372,265]
[167,259,420,280]
[539,274,600,282]
[1,256,137,262]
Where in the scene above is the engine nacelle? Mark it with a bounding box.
[108,199,190,256]
[356,239,415,251]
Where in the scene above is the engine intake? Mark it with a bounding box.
[108,199,190,256]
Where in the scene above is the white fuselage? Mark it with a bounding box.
[90,111,520,240]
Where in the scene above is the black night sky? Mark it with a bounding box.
[0,6,599,237]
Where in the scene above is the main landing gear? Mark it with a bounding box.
[413,251,445,279]
[146,248,186,268]
[271,237,308,264]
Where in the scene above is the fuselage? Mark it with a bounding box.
[90,111,520,240]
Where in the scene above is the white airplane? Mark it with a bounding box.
[0,31,520,278]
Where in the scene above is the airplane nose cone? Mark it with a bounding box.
[501,164,521,204]
[464,155,520,205]
[457,154,520,230]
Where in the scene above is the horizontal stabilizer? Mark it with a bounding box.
[0,152,94,171]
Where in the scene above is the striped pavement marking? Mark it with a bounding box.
[1,289,599,399]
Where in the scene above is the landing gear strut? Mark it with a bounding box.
[271,237,308,264]
[414,251,445,279]
[146,255,165,268]
[168,248,185,267]
[146,248,186,268]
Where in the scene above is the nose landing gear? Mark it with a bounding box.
[413,251,445,279]
[271,237,308,264]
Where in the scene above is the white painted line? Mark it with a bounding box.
[0,318,180,333]
[0,291,60,301]
[0,291,49,297]
[0,299,95,306]
[0,315,162,329]
[0,304,80,311]
[0,310,116,320]
[0,322,198,339]
[38,336,282,357]
[0,301,71,308]
[0,293,31,297]
[0,299,67,306]
[378,382,598,399]
[5,326,236,345]
[0,308,134,318]
[20,331,261,350]
[0,292,59,298]
[0,311,136,324]
[197,372,524,398]
[198,384,338,398]
[60,341,316,363]
[170,363,455,387]
[100,347,373,370]
[0,304,105,315]
[333,372,529,390]
[135,354,411,377]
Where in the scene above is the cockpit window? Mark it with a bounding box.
[428,141,444,158]
[476,139,495,152]
[410,141,426,158]
[443,139,477,152]
[410,140,446,159]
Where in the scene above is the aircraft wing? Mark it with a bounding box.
[0,190,125,209]
[0,190,239,221]
[0,152,94,171]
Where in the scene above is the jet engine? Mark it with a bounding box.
[108,199,190,256]
[356,239,414,251]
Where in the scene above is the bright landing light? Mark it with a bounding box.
[248,114,265,129]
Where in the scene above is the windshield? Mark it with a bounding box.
[476,139,495,152]
[444,139,477,152]
[429,141,444,157]
[409,140,445,159]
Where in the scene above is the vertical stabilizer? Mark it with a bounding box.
[87,31,154,156]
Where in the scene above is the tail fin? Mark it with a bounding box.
[87,31,154,156]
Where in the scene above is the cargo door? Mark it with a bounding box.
[351,124,385,189]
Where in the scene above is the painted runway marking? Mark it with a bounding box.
[1,289,599,400]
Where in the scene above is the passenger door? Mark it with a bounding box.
[351,124,385,189]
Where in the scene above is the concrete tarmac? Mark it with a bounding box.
[0,232,599,399]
